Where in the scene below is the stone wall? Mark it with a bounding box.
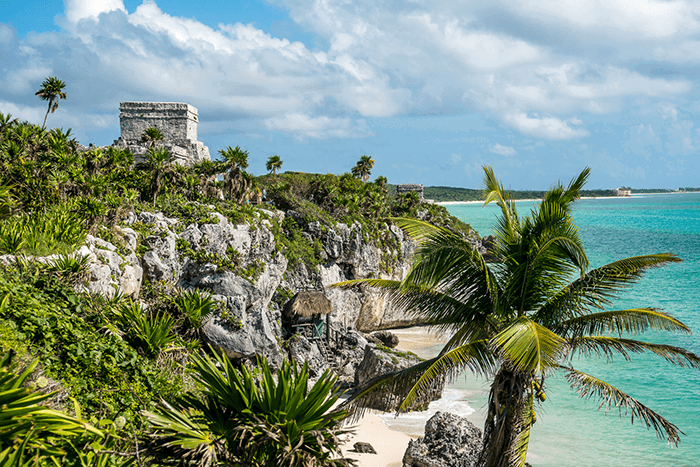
[113,102,211,165]
[397,183,424,200]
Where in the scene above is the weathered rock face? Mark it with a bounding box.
[402,412,482,467]
[354,344,444,411]
[78,230,143,298]
[287,334,328,377]
[78,205,480,366]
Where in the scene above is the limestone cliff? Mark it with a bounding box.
[55,202,484,365]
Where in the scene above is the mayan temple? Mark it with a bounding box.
[112,102,211,164]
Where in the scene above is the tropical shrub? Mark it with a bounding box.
[143,352,354,467]
[173,289,219,334]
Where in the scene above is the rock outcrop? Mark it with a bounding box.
[402,412,482,467]
[354,344,444,411]
[50,202,484,373]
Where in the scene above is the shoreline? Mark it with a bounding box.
[436,191,697,206]
[340,328,456,467]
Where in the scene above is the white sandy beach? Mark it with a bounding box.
[339,328,452,467]
[436,196,625,206]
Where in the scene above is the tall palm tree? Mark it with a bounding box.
[144,148,172,204]
[337,166,700,467]
[218,145,251,203]
[35,77,67,129]
[266,154,283,174]
[351,155,375,182]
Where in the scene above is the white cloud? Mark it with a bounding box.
[503,113,589,140]
[510,0,700,38]
[1,0,698,144]
[409,14,542,71]
[264,113,371,139]
[65,0,126,24]
[490,143,517,156]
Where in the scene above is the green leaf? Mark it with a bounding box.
[491,317,565,374]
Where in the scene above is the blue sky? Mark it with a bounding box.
[2,0,700,189]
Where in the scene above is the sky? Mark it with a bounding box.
[2,0,700,189]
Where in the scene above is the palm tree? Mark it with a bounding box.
[35,77,67,129]
[143,148,172,204]
[337,166,700,467]
[218,145,252,203]
[266,154,283,174]
[141,127,164,149]
[351,155,375,182]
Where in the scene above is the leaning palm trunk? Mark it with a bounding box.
[481,365,531,467]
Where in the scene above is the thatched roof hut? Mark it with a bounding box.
[283,291,333,318]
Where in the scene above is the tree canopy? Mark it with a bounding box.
[35,77,67,130]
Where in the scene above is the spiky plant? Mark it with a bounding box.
[143,351,354,467]
[0,351,103,466]
[173,289,219,335]
[336,166,700,467]
[117,302,177,358]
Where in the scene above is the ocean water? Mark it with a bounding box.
[383,193,700,466]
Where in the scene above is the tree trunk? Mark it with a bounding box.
[42,99,53,129]
[480,364,531,467]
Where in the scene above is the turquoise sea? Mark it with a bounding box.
[384,193,700,466]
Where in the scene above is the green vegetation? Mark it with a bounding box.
[0,106,478,465]
[351,155,375,182]
[413,185,617,202]
[340,166,700,467]
[143,352,354,467]
[266,154,283,174]
[35,76,67,130]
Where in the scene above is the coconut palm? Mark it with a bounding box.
[35,77,67,129]
[337,166,700,467]
[351,155,375,182]
[266,155,283,174]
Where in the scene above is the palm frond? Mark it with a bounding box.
[567,336,700,369]
[561,366,683,445]
[491,316,565,374]
[558,308,691,337]
[398,339,496,412]
[483,165,519,243]
[510,392,535,467]
[535,254,682,325]
[389,217,441,244]
[340,358,444,420]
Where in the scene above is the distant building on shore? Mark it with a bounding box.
[112,102,210,165]
[613,187,632,196]
[397,183,424,200]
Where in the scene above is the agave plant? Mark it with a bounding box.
[173,289,219,333]
[116,301,177,358]
[143,351,354,467]
[45,253,91,285]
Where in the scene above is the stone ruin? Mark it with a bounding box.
[397,183,424,200]
[112,102,211,165]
